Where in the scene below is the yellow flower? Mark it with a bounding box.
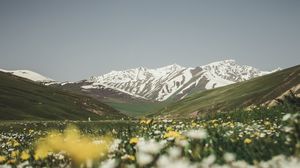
[129,137,139,145]
[34,125,111,163]
[244,138,252,144]
[191,122,197,127]
[7,139,20,147]
[122,154,135,161]
[140,119,152,125]
[166,126,173,131]
[34,143,49,160]
[0,156,6,163]
[21,150,30,160]
[11,150,19,158]
[127,155,135,161]
[164,131,182,139]
[13,141,20,147]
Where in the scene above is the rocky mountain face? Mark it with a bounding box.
[81,60,274,101]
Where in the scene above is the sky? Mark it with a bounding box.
[0,0,299,81]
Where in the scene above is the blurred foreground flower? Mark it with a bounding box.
[0,156,6,163]
[185,129,207,140]
[34,125,112,165]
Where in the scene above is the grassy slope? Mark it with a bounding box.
[51,81,164,117]
[0,72,126,120]
[157,65,300,118]
[106,101,169,117]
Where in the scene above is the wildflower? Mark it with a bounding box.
[224,152,236,162]
[11,150,19,158]
[34,143,49,160]
[100,159,118,168]
[168,147,182,158]
[282,113,292,121]
[164,131,182,139]
[200,155,216,167]
[21,150,30,160]
[136,139,164,154]
[185,129,207,140]
[244,138,252,144]
[154,130,161,135]
[34,125,111,163]
[140,119,152,125]
[157,155,195,168]
[136,152,153,166]
[13,141,20,147]
[129,137,139,145]
[0,156,6,163]
[121,154,135,161]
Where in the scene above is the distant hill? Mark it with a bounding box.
[157,65,300,118]
[0,72,126,120]
[0,69,54,82]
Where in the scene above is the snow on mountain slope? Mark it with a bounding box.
[86,64,191,101]
[0,69,53,82]
[83,60,275,101]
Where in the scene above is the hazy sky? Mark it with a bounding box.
[0,0,299,81]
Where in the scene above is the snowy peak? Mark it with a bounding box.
[200,59,265,82]
[0,69,54,82]
[82,60,276,101]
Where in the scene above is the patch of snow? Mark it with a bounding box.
[0,69,54,82]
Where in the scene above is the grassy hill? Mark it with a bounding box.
[0,72,126,120]
[51,81,165,117]
[106,101,169,117]
[157,65,300,118]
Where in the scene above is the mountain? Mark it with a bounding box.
[155,65,300,118]
[0,71,126,120]
[82,60,274,101]
[0,69,54,82]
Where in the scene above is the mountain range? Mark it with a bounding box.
[30,60,276,102]
[1,60,299,119]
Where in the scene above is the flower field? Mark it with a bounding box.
[0,104,299,168]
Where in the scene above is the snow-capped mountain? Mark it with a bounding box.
[82,60,275,101]
[0,69,53,82]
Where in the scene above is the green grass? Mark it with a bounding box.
[106,101,169,117]
[157,65,300,118]
[0,72,126,120]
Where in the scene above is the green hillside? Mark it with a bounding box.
[157,65,300,118]
[106,101,169,117]
[0,72,126,120]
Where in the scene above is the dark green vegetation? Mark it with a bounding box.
[0,72,126,120]
[158,65,300,118]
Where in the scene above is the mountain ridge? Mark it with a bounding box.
[1,60,279,103]
[83,59,277,101]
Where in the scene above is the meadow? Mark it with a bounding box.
[0,103,299,168]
